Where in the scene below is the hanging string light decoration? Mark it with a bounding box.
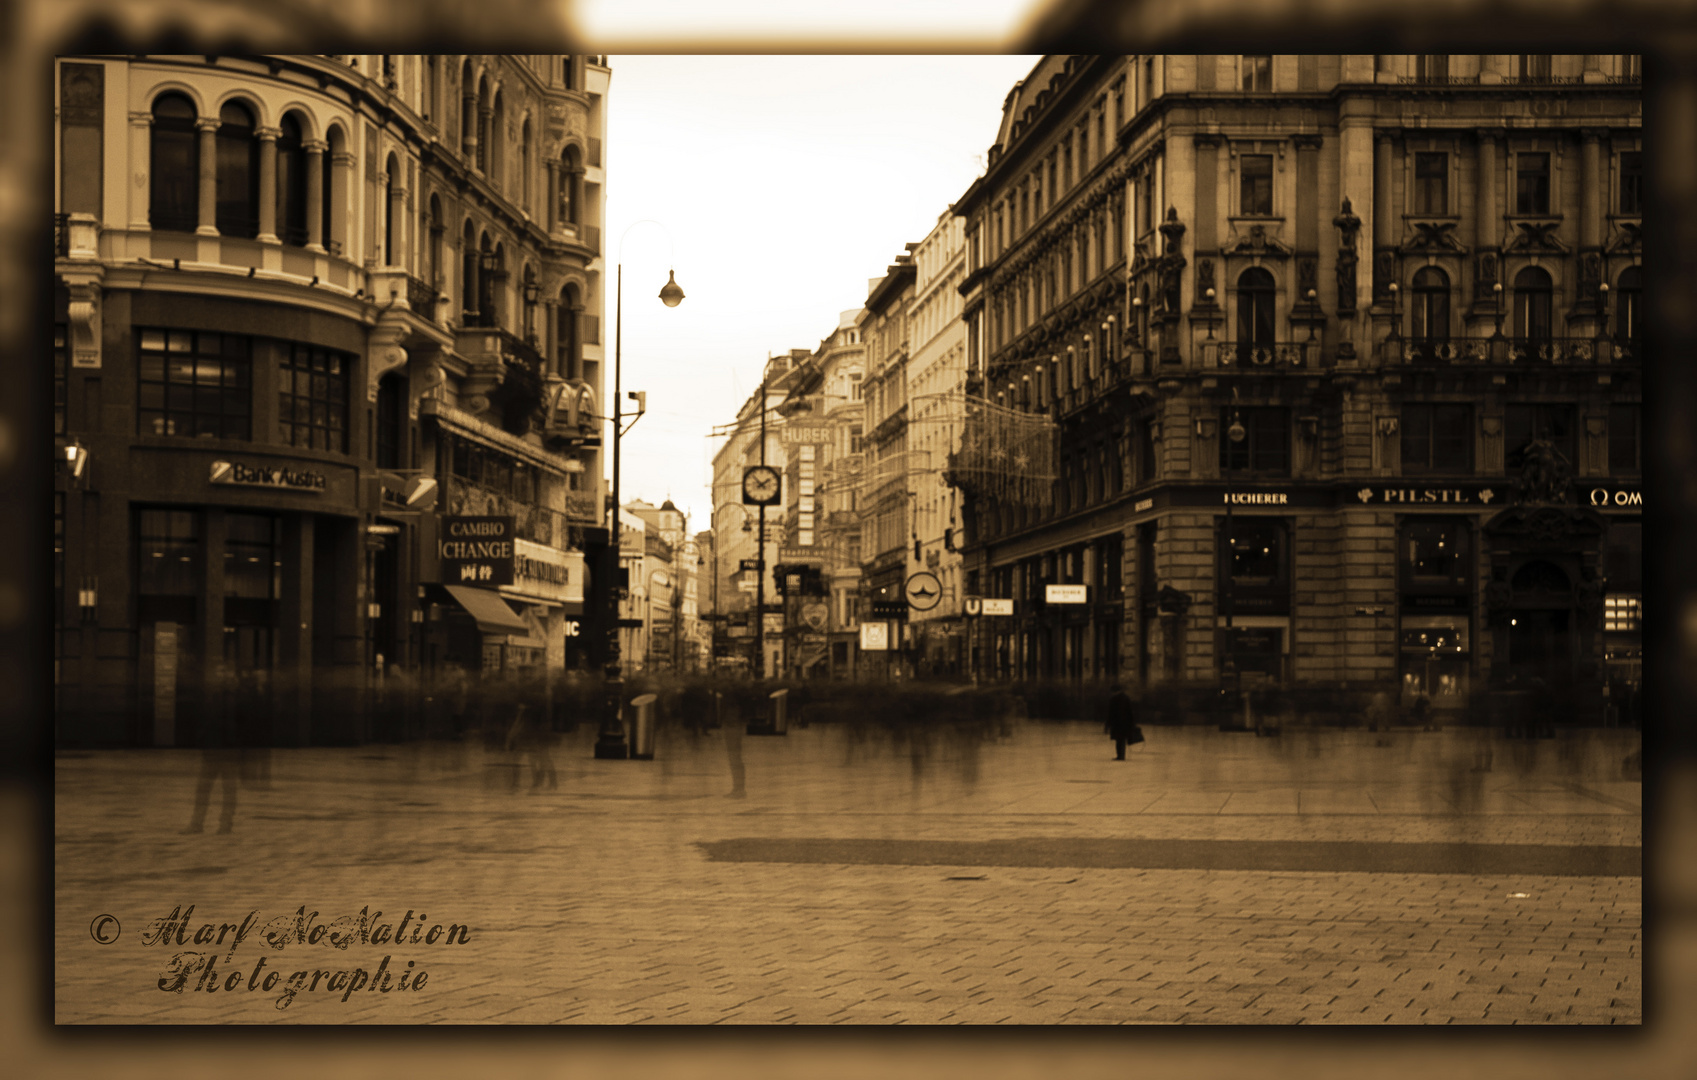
[945,390,1056,510]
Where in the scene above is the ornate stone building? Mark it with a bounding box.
[53,53,610,746]
[951,54,1641,722]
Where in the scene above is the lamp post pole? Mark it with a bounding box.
[752,367,769,681]
[595,222,683,760]
[1223,391,1246,720]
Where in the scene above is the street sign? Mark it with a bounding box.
[981,598,1014,616]
[739,558,763,571]
[1046,584,1088,604]
[859,622,889,651]
[904,572,942,611]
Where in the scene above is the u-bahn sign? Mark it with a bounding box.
[438,516,514,585]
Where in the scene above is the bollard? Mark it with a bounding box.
[770,688,789,735]
[629,693,658,760]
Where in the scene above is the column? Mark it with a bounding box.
[545,160,560,232]
[461,93,478,164]
[196,117,219,236]
[257,127,279,244]
[304,140,325,252]
[330,150,354,258]
[478,106,494,173]
[128,112,152,231]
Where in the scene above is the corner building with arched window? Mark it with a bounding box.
[54,55,612,746]
[950,54,1641,725]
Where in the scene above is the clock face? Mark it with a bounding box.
[742,466,781,505]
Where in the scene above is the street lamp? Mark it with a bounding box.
[596,219,684,760]
[1223,389,1246,701]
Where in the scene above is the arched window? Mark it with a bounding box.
[461,220,478,324]
[1236,267,1277,354]
[383,153,398,266]
[563,57,575,90]
[490,91,505,188]
[522,264,538,342]
[322,125,343,255]
[559,284,582,378]
[476,76,490,173]
[425,195,444,288]
[459,61,475,157]
[149,92,198,232]
[275,113,307,246]
[215,100,259,238]
[520,118,533,211]
[560,145,582,229]
[1514,265,1553,342]
[1411,266,1450,341]
[1616,265,1640,343]
[477,233,497,327]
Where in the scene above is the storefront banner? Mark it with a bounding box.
[508,539,583,604]
[210,459,327,493]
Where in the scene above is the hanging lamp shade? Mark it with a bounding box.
[658,269,684,307]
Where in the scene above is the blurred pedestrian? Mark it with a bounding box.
[1104,684,1142,760]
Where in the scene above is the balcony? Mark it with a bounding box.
[406,274,439,318]
[1200,341,1316,370]
[1382,336,1635,367]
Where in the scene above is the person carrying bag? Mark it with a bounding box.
[1104,684,1144,760]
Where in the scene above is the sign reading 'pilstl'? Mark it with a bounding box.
[439,516,515,586]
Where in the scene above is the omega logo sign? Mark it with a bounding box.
[1589,487,1643,508]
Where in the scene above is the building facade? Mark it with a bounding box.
[950,54,1641,722]
[54,53,610,746]
[857,255,918,678]
[905,210,970,678]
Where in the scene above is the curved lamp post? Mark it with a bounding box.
[596,219,683,760]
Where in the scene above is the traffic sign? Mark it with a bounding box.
[739,558,763,571]
[963,596,983,617]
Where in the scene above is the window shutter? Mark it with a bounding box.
[582,314,600,345]
[588,137,602,168]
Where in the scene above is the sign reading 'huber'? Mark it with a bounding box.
[439,516,514,586]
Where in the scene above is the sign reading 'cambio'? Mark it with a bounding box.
[439,516,515,586]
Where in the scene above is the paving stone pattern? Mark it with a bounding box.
[54,721,1642,1024]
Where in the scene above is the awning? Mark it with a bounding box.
[443,585,529,634]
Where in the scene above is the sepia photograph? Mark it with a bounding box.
[12,0,1697,1075]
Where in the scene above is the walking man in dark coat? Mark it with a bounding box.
[1105,684,1140,760]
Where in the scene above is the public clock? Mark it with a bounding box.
[741,465,781,506]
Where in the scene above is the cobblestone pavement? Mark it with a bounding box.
[49,720,1645,1031]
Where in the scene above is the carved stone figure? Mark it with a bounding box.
[1513,437,1573,505]
[1333,198,1361,312]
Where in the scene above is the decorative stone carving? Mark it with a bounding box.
[1403,220,1465,253]
[1513,438,1573,505]
[1333,197,1361,312]
[1507,221,1569,254]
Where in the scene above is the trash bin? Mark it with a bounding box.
[768,688,789,735]
[629,693,658,760]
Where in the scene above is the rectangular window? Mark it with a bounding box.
[1220,407,1290,474]
[1516,153,1551,215]
[224,512,280,600]
[1241,55,1271,92]
[1416,55,1449,81]
[1619,151,1642,215]
[1240,154,1274,216]
[1414,152,1448,215]
[1505,403,1576,471]
[1604,595,1641,633]
[1609,403,1640,473]
[137,329,252,440]
[1401,404,1472,472]
[1143,58,1155,107]
[1519,54,1552,81]
[1403,519,1469,582]
[1137,417,1156,482]
[278,343,351,452]
[136,509,201,597]
[54,324,68,438]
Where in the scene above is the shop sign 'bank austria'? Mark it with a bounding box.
[210,460,327,493]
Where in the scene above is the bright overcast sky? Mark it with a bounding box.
[603,55,1040,532]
